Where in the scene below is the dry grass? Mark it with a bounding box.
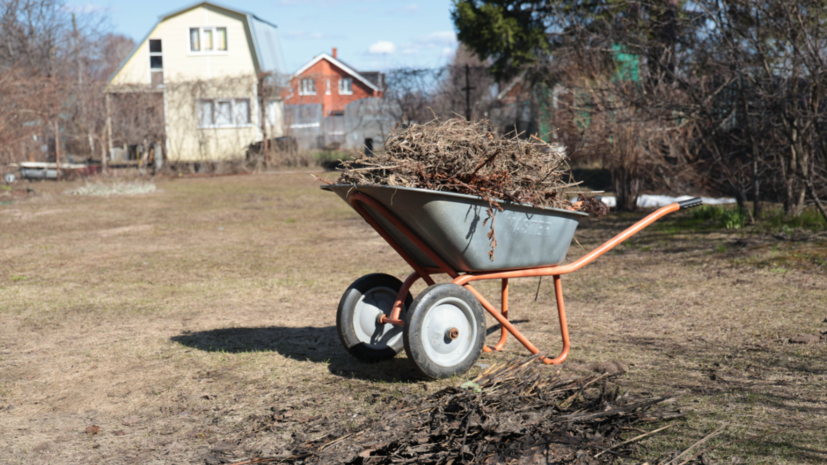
[0,173,825,464]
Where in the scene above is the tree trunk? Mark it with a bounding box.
[612,166,640,212]
[782,141,798,215]
[738,75,761,220]
[98,133,107,174]
[104,93,112,174]
[805,177,827,225]
[752,155,761,220]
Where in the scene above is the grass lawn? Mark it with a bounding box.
[1,172,825,464]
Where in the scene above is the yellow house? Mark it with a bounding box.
[106,1,286,162]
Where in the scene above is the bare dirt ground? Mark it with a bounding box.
[1,172,825,464]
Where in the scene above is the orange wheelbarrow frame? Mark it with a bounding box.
[348,192,702,364]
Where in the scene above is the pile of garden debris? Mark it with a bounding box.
[242,354,702,465]
[324,118,608,260]
[336,118,606,217]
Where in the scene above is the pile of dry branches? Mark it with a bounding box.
[330,118,606,260]
[338,118,592,212]
[247,354,699,465]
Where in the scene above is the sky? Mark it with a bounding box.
[65,0,460,73]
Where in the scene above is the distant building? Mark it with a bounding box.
[105,2,286,162]
[284,49,386,150]
[496,72,539,138]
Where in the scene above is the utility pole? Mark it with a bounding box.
[462,64,475,121]
[259,72,270,169]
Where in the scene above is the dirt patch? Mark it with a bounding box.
[587,361,628,375]
[788,334,823,345]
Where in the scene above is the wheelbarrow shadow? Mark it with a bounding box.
[171,326,423,382]
[172,323,530,382]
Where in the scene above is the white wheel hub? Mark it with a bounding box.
[420,297,478,368]
[353,286,403,350]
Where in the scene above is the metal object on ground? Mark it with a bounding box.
[12,161,96,180]
[403,283,486,379]
[327,184,701,379]
[324,184,586,272]
[336,273,412,362]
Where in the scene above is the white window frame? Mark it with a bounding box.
[148,38,163,87]
[325,79,331,95]
[338,77,353,95]
[299,78,316,96]
[188,26,228,55]
[197,98,253,129]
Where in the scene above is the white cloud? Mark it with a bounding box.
[284,31,346,40]
[416,31,457,48]
[368,41,396,55]
[396,32,458,58]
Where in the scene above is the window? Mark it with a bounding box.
[197,99,251,127]
[338,77,352,95]
[190,28,200,51]
[215,101,231,125]
[233,99,250,124]
[216,28,227,51]
[149,39,163,87]
[189,27,228,53]
[203,29,213,51]
[299,78,316,95]
[198,100,212,126]
[325,79,330,95]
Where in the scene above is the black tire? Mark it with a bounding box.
[337,273,413,362]
[403,283,486,379]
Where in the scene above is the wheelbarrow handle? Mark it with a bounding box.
[678,197,703,209]
[455,199,690,284]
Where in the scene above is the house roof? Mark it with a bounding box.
[106,1,286,86]
[292,53,380,92]
[496,71,527,100]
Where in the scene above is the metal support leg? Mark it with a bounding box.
[483,279,510,353]
[466,276,570,365]
[379,271,421,326]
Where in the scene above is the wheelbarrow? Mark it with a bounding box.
[323,184,702,379]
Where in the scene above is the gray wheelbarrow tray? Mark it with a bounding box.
[322,184,587,272]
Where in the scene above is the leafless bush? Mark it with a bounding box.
[0,0,131,166]
[382,47,500,126]
[454,0,827,220]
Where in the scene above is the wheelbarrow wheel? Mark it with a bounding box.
[337,273,413,363]
[403,283,486,380]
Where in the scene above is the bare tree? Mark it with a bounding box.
[0,0,125,166]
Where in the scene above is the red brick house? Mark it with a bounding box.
[284,48,385,149]
[285,48,384,115]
